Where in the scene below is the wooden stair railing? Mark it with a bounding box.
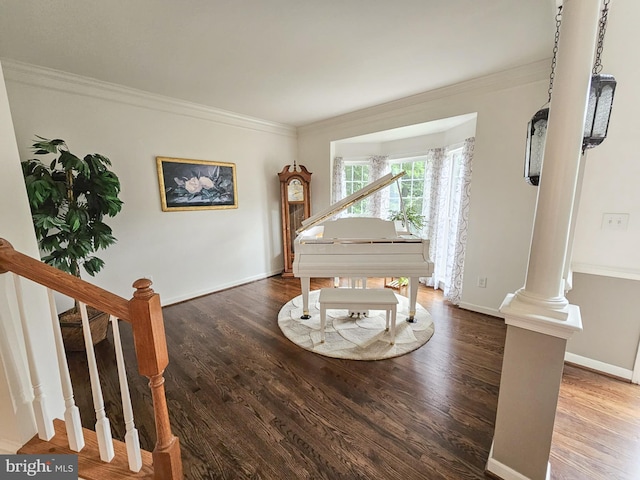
[0,238,183,480]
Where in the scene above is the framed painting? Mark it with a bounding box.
[156,157,238,211]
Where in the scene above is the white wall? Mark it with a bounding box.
[571,0,640,276]
[3,61,297,305]
[299,62,547,316]
[566,273,639,380]
[0,59,63,451]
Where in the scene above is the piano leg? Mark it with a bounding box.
[407,277,419,323]
[301,276,311,319]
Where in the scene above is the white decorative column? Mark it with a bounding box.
[486,1,601,479]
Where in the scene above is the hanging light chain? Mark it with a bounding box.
[593,0,611,75]
[548,6,563,104]
[548,0,610,100]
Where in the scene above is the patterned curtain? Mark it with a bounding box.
[443,137,474,304]
[420,138,474,305]
[421,148,447,287]
[332,156,345,217]
[368,155,389,218]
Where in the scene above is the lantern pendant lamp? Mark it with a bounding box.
[525,0,616,186]
[583,73,616,149]
[524,107,548,186]
[524,5,561,187]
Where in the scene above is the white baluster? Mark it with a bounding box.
[47,289,85,451]
[0,277,36,441]
[110,314,142,472]
[79,302,115,462]
[13,275,54,440]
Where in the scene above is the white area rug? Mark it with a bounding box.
[278,289,435,361]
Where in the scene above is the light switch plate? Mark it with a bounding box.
[602,213,629,230]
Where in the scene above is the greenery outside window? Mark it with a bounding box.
[389,157,427,228]
[344,162,370,215]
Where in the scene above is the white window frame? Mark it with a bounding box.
[343,160,371,216]
[387,155,428,222]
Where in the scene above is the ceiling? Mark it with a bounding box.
[0,0,556,127]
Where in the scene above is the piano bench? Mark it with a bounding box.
[318,288,399,345]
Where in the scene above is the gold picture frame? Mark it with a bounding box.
[156,157,238,211]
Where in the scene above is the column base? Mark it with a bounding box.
[486,442,550,480]
[510,288,570,320]
[499,293,583,339]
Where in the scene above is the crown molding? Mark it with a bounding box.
[0,58,297,138]
[298,58,550,136]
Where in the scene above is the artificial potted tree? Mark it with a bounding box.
[21,136,123,351]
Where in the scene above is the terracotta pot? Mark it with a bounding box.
[59,307,110,352]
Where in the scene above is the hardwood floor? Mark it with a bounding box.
[67,276,640,479]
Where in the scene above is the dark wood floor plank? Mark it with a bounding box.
[65,276,640,479]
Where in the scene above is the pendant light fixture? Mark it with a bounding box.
[524,6,561,187]
[525,0,616,186]
[583,0,616,149]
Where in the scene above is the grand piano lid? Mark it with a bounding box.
[296,171,406,234]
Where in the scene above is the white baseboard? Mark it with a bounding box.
[486,441,550,480]
[0,438,22,454]
[161,270,283,306]
[564,352,633,381]
[458,302,503,318]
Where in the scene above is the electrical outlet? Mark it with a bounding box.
[602,213,629,230]
[477,276,487,288]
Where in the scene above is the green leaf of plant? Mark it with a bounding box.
[93,223,116,249]
[42,252,73,275]
[66,209,81,232]
[83,257,104,276]
[40,235,61,252]
[42,215,65,230]
[59,150,88,176]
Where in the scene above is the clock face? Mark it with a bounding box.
[287,179,304,202]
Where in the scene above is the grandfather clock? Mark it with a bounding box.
[278,162,312,276]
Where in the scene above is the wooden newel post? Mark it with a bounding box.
[130,279,183,480]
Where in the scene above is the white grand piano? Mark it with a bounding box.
[292,172,434,322]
